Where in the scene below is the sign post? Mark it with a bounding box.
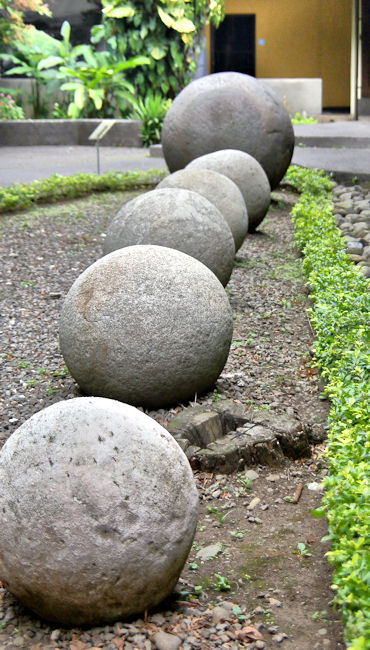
[88,120,116,175]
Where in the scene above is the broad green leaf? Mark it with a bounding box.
[157,6,195,33]
[38,57,63,70]
[102,5,135,18]
[75,86,86,110]
[157,6,174,28]
[5,66,31,75]
[150,46,167,60]
[107,36,118,50]
[90,25,105,44]
[171,17,196,33]
[67,102,80,118]
[114,57,150,72]
[0,54,22,63]
[60,20,71,42]
[60,82,80,91]
[88,88,104,110]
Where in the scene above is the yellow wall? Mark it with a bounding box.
[208,0,352,107]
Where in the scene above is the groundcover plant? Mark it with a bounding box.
[287,166,369,649]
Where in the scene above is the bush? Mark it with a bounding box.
[0,169,167,213]
[0,92,24,119]
[286,165,370,650]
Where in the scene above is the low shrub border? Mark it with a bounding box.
[286,166,369,649]
[0,169,167,213]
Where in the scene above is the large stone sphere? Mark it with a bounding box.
[103,188,235,286]
[161,71,294,189]
[0,397,199,626]
[157,168,248,251]
[59,245,233,408]
[187,149,271,232]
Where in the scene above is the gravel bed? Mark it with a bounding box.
[0,180,365,649]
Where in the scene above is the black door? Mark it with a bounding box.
[211,14,256,76]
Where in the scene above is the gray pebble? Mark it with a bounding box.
[153,630,182,650]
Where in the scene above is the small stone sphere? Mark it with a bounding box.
[59,245,233,408]
[186,149,271,232]
[161,71,294,189]
[157,168,248,251]
[0,397,199,626]
[103,188,235,286]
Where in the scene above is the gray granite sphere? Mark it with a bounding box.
[0,397,199,626]
[161,71,294,189]
[59,245,233,408]
[187,150,271,232]
[103,188,235,286]
[157,168,248,251]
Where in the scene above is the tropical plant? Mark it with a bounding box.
[128,91,171,145]
[1,19,150,119]
[0,0,51,44]
[91,0,225,99]
[1,26,68,117]
[58,46,150,118]
[0,91,24,118]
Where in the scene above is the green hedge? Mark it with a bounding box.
[0,169,167,213]
[286,166,370,650]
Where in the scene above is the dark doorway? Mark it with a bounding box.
[362,0,370,97]
[211,14,256,76]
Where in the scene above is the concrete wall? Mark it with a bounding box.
[0,119,142,147]
[261,78,322,116]
[207,0,351,108]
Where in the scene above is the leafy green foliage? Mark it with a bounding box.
[206,505,233,524]
[212,573,231,591]
[1,27,64,118]
[58,48,150,118]
[93,0,225,99]
[291,112,317,124]
[0,169,167,213]
[287,165,370,649]
[128,91,171,146]
[2,20,150,119]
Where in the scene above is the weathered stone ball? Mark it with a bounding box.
[157,168,248,251]
[161,71,294,189]
[0,397,199,626]
[186,149,271,232]
[103,188,235,286]
[59,245,233,408]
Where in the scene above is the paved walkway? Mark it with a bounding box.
[1,118,370,188]
[0,146,167,188]
[293,117,370,183]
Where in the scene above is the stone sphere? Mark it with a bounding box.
[59,245,233,408]
[161,71,294,189]
[157,168,248,251]
[0,397,199,626]
[187,149,271,232]
[103,188,235,286]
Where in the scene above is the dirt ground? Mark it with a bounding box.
[0,187,345,649]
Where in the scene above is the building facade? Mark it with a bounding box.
[206,0,369,114]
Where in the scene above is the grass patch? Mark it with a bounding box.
[286,165,369,650]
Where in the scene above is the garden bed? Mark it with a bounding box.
[0,181,348,649]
